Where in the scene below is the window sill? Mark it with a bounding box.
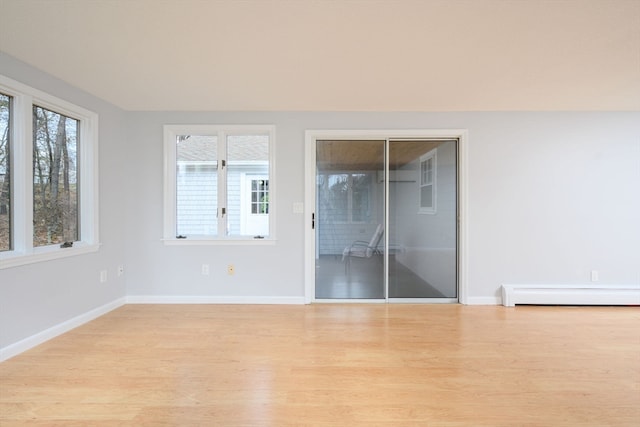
[162,238,276,246]
[0,243,101,269]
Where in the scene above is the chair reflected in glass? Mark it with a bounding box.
[341,224,384,274]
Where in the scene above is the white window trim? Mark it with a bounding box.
[418,148,437,215]
[163,124,276,245]
[0,75,100,269]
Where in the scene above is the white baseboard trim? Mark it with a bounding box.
[464,296,502,305]
[502,284,640,307]
[9,287,633,362]
[126,295,306,305]
[0,297,126,362]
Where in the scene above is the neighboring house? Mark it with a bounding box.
[176,135,269,237]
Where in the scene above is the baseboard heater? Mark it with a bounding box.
[501,284,640,307]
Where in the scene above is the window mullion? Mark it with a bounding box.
[12,92,33,253]
[79,115,99,244]
[163,128,178,238]
[218,131,227,237]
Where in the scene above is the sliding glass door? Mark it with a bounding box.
[388,140,458,299]
[309,134,458,302]
[314,140,385,299]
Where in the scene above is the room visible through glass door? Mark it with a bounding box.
[387,139,458,299]
[314,140,385,299]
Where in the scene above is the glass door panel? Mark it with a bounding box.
[315,140,385,299]
[388,140,458,299]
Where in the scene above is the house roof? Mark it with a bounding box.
[1,0,638,112]
[177,135,268,162]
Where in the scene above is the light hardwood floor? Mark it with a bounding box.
[1,304,639,426]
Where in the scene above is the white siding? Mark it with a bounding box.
[226,169,241,235]
[176,164,268,236]
[176,164,217,236]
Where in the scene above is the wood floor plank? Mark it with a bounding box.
[1,304,639,426]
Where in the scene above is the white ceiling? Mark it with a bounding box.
[1,0,639,112]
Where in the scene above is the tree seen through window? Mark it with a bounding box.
[32,106,79,246]
[0,93,10,251]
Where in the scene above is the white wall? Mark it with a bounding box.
[1,54,639,352]
[0,55,129,349]
[126,111,640,302]
[124,112,307,299]
[467,113,640,300]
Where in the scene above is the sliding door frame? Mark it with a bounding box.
[304,129,468,304]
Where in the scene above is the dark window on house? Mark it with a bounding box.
[251,179,269,214]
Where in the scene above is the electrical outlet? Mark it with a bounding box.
[117,265,124,276]
[227,264,235,275]
[591,270,599,282]
[100,270,108,283]
[202,264,210,275]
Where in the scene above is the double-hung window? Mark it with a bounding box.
[0,75,99,268]
[163,125,275,244]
